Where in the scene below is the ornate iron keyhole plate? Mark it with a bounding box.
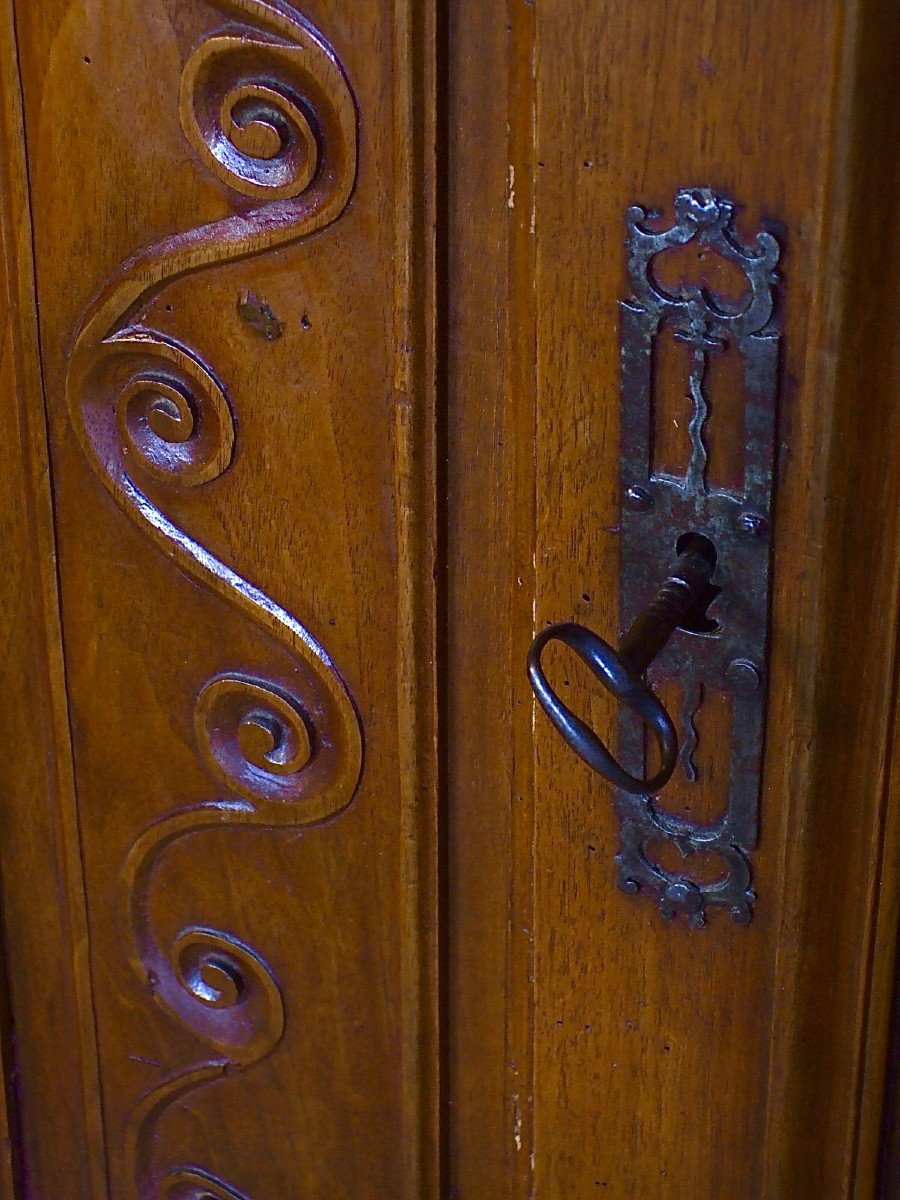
[615,187,782,927]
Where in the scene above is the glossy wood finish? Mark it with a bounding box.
[871,675,900,1199]
[447,0,900,1196]
[879,942,900,1197]
[0,4,106,1190]
[0,0,437,1196]
[1,1,899,1197]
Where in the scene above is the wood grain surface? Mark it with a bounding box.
[0,0,437,1196]
[447,0,900,1196]
[1,1,899,1197]
[0,2,106,1192]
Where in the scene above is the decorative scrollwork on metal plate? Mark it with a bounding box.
[616,188,781,927]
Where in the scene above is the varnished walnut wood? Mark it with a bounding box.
[0,1,899,1197]
[0,3,108,1193]
[447,0,900,1196]
[0,0,436,1197]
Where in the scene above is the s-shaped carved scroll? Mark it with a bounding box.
[64,4,361,1197]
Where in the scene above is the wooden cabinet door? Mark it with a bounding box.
[1,2,899,1199]
[0,1,437,1197]
[445,2,900,1198]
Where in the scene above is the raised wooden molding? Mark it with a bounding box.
[2,0,437,1194]
[0,0,107,1194]
[62,3,365,1195]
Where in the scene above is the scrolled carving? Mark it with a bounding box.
[126,1057,264,1200]
[103,332,235,487]
[68,0,359,519]
[183,53,323,202]
[178,0,357,209]
[62,2,362,1196]
[195,674,329,805]
[178,938,245,1009]
[171,927,283,1057]
[123,810,286,1081]
[159,1168,249,1200]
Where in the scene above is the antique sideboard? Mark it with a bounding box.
[0,1,898,1197]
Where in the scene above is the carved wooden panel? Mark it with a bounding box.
[5,2,900,1198]
[6,1,436,1196]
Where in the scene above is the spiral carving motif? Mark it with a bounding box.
[109,332,235,486]
[63,4,361,1197]
[196,674,322,801]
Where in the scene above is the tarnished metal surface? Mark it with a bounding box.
[616,188,781,926]
[528,545,715,796]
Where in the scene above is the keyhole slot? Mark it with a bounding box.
[674,532,721,635]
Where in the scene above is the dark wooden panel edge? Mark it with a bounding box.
[0,1,107,1194]
[762,0,900,1193]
